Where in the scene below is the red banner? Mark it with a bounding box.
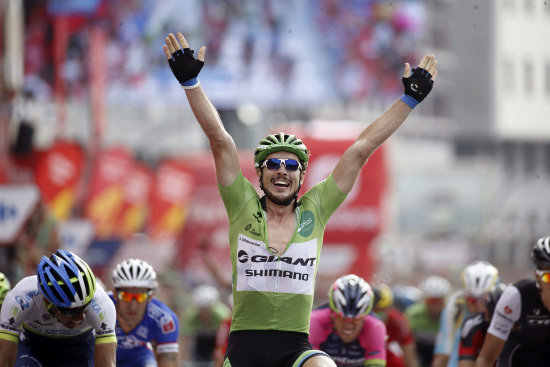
[34,140,84,219]
[84,147,132,238]
[147,159,196,240]
[304,137,386,282]
[175,126,387,284]
[116,162,153,238]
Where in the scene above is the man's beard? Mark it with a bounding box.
[264,189,296,206]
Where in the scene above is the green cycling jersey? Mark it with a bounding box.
[218,172,346,334]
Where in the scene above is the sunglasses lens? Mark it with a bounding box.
[118,291,148,303]
[284,159,300,171]
[265,159,282,170]
[57,304,88,317]
[541,273,550,283]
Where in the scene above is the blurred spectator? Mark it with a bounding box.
[373,283,420,367]
[181,284,231,366]
[405,276,452,367]
[0,272,11,309]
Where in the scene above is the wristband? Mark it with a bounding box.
[400,94,419,109]
[181,78,200,89]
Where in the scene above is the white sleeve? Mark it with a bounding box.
[89,284,117,342]
[487,285,521,341]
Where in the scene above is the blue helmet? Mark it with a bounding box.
[37,250,96,308]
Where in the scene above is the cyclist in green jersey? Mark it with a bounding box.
[405,276,451,367]
[163,32,438,367]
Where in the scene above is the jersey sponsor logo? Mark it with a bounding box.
[14,290,40,311]
[15,296,30,311]
[97,328,115,336]
[492,321,509,334]
[10,306,20,318]
[461,314,484,338]
[504,305,513,314]
[237,251,315,266]
[161,315,176,333]
[297,210,315,237]
[0,319,18,332]
[137,325,148,339]
[236,233,317,295]
[252,211,262,223]
[244,223,261,237]
[526,317,550,326]
[494,310,514,323]
[244,269,310,281]
[118,334,150,349]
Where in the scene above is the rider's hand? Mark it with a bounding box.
[400,54,438,108]
[163,33,205,89]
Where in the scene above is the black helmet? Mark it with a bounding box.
[531,236,550,269]
[485,283,507,316]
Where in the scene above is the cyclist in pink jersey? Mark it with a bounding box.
[309,275,386,367]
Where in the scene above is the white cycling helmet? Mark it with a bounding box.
[192,284,219,308]
[460,261,499,297]
[329,274,374,318]
[419,276,451,298]
[112,259,158,289]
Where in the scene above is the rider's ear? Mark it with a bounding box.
[299,171,306,185]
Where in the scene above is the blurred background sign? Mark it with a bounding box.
[0,184,39,244]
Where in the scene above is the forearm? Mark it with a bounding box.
[356,99,412,158]
[473,356,493,367]
[94,342,116,367]
[0,340,17,367]
[431,354,449,367]
[332,99,412,193]
[158,352,179,367]
[185,86,228,142]
[403,343,420,367]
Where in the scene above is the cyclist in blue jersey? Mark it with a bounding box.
[110,259,180,367]
[163,31,438,367]
[0,250,117,367]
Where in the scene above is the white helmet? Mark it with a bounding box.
[419,276,451,298]
[460,261,499,297]
[192,285,219,308]
[112,259,158,289]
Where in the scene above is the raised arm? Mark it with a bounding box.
[163,33,240,186]
[332,54,438,193]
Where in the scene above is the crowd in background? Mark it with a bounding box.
[22,0,423,106]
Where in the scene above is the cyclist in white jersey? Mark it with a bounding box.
[162,31,438,367]
[0,250,117,367]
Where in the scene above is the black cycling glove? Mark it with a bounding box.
[168,48,204,89]
[400,67,434,108]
